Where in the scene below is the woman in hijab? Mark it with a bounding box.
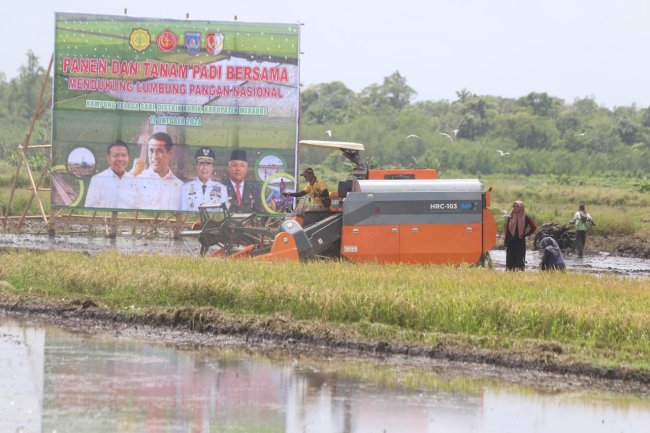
[539,237,566,271]
[504,200,537,271]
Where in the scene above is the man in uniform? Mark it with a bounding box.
[223,149,262,213]
[131,132,183,210]
[85,140,137,209]
[283,167,330,209]
[180,147,228,211]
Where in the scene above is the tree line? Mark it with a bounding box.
[299,73,650,178]
[1,52,649,178]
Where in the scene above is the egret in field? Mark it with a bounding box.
[496,150,510,156]
[439,132,453,143]
[325,129,332,137]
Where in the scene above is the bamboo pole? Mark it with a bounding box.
[3,54,53,229]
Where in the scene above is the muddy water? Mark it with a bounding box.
[3,316,650,433]
[489,250,650,276]
[1,233,648,276]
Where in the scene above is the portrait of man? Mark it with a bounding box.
[85,140,137,209]
[223,149,262,213]
[180,147,228,211]
[131,131,183,210]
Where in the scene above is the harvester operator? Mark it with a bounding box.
[283,167,331,208]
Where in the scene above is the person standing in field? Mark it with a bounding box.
[570,204,596,258]
[504,200,537,271]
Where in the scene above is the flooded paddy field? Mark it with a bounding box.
[1,232,648,276]
[3,315,650,433]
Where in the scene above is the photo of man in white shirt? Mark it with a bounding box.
[131,132,183,211]
[85,140,137,209]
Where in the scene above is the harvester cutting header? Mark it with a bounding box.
[193,140,497,265]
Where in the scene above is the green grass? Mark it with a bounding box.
[1,251,649,370]
[482,174,650,236]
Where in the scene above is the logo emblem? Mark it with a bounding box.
[206,33,224,55]
[156,29,178,53]
[129,28,151,52]
[184,32,201,55]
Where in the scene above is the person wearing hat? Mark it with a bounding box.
[223,148,262,213]
[283,167,331,208]
[180,147,228,211]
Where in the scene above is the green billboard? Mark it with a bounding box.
[52,12,300,214]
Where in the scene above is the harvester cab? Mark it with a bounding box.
[193,140,497,265]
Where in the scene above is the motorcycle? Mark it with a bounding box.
[533,222,576,252]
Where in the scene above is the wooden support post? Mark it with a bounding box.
[173,212,184,239]
[48,207,56,237]
[109,211,118,238]
[4,54,53,230]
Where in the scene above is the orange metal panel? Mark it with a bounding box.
[367,169,437,180]
[400,224,483,264]
[255,232,300,262]
[341,226,400,263]
[482,209,497,253]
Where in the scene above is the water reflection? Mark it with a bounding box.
[490,249,650,276]
[2,316,650,433]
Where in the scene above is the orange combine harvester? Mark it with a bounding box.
[194,140,497,266]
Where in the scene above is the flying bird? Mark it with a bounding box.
[439,132,453,143]
[496,150,510,156]
[325,129,332,137]
[406,134,421,140]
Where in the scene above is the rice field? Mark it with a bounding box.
[1,250,649,369]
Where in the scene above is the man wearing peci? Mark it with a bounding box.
[180,147,228,211]
[223,149,262,213]
[85,140,138,209]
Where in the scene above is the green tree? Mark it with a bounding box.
[301,81,358,124]
[359,71,416,113]
[518,92,563,117]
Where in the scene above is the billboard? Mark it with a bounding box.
[52,13,300,213]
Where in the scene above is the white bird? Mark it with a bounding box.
[496,150,510,156]
[452,129,459,137]
[325,129,332,137]
[406,134,421,140]
[577,132,586,136]
[439,132,453,143]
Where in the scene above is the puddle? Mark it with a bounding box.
[490,249,650,276]
[3,316,650,433]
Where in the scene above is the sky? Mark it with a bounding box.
[3,0,649,108]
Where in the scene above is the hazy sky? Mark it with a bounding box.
[3,0,649,108]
